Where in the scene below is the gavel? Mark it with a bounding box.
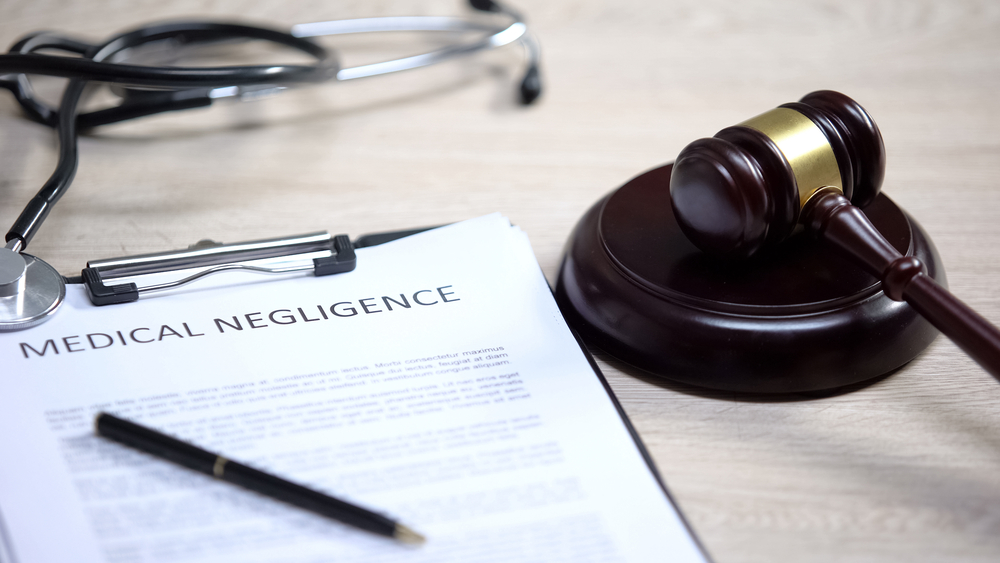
[669,91,1000,380]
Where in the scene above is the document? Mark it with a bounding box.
[0,215,707,563]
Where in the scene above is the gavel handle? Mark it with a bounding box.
[804,190,1000,381]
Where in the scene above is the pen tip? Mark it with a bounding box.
[393,524,426,545]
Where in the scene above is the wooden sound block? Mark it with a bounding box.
[555,164,944,393]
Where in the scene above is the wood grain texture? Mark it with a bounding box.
[2,1,999,561]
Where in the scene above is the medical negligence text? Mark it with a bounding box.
[18,285,460,359]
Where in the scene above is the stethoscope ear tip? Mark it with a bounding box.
[519,65,541,105]
[469,0,500,12]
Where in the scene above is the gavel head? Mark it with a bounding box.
[669,90,886,259]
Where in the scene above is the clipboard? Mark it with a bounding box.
[1,221,712,563]
[72,228,451,306]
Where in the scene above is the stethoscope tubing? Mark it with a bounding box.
[0,3,538,251]
[0,52,334,87]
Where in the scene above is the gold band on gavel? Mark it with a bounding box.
[738,107,844,208]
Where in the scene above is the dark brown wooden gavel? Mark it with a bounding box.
[669,90,1000,380]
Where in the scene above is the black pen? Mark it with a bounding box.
[94,412,425,544]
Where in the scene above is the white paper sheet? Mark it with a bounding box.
[0,215,707,563]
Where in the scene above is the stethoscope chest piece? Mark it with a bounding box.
[0,248,65,332]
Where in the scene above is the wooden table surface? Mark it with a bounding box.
[2,1,999,561]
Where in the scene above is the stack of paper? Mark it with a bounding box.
[0,215,707,563]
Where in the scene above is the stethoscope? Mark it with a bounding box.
[0,0,540,332]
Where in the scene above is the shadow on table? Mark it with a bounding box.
[592,347,901,403]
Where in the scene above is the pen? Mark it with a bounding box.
[94,412,425,544]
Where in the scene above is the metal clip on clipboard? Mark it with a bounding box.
[77,225,438,307]
[80,232,357,306]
